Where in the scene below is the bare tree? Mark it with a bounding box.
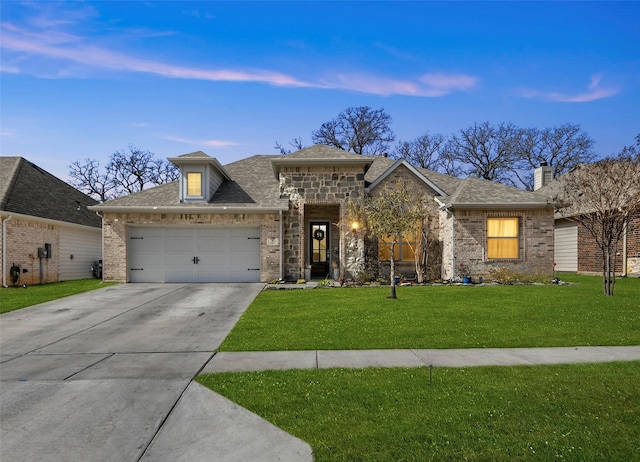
[391,132,446,170]
[554,141,640,296]
[69,145,178,202]
[274,137,306,155]
[69,159,115,202]
[346,179,429,298]
[312,106,395,155]
[443,122,519,184]
[514,124,595,190]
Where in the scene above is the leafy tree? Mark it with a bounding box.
[312,106,395,155]
[554,138,640,296]
[346,179,429,298]
[514,124,595,190]
[391,132,446,170]
[443,122,520,184]
[69,145,178,202]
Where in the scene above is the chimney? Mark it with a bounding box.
[534,161,553,190]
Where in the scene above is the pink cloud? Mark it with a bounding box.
[1,22,478,98]
[520,74,619,103]
[325,72,478,97]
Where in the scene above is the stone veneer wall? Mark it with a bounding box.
[279,165,367,279]
[101,212,281,282]
[442,208,555,279]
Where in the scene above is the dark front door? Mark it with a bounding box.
[310,222,330,278]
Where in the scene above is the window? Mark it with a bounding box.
[487,217,519,259]
[378,232,421,262]
[186,172,202,197]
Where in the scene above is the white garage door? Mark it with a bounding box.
[128,227,261,283]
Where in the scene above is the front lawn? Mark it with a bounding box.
[0,279,117,314]
[199,362,640,461]
[219,274,640,351]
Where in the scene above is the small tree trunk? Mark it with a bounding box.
[389,247,397,299]
[603,249,615,296]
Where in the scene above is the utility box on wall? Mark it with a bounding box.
[37,247,47,259]
[45,243,52,258]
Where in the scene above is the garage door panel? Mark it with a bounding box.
[129,227,261,283]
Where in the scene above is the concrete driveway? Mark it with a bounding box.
[0,283,312,462]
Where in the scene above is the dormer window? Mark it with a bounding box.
[167,151,233,203]
[186,172,203,197]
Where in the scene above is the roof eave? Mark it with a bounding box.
[448,202,552,210]
[88,204,289,214]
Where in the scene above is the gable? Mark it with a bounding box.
[366,159,447,197]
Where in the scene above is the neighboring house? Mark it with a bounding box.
[1,157,102,286]
[537,164,640,276]
[90,145,554,283]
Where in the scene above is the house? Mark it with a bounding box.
[90,145,554,283]
[536,164,640,276]
[1,157,102,286]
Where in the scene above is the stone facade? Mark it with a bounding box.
[278,165,366,280]
[442,208,555,279]
[101,212,281,282]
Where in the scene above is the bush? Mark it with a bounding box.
[355,271,375,286]
[489,266,553,285]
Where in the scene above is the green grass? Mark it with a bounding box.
[219,274,640,351]
[0,279,117,314]
[199,362,640,461]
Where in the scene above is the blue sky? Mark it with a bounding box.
[2,1,639,182]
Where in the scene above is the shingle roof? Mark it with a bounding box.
[441,177,551,208]
[98,155,286,210]
[92,146,549,212]
[0,157,101,227]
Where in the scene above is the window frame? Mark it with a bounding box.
[486,216,520,260]
[184,169,205,200]
[377,232,422,263]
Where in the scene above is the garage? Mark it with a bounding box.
[128,227,261,283]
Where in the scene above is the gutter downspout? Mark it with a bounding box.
[2,215,12,287]
[279,210,283,280]
[95,211,104,282]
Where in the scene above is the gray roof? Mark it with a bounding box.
[92,145,549,212]
[440,177,551,209]
[0,157,101,228]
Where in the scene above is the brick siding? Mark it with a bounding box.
[443,208,555,279]
[101,212,281,282]
[0,217,59,285]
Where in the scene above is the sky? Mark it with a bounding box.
[1,1,639,183]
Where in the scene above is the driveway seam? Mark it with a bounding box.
[63,353,115,380]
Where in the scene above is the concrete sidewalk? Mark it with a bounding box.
[203,345,640,373]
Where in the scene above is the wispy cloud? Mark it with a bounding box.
[161,135,240,148]
[1,13,478,98]
[519,74,619,103]
[322,72,478,97]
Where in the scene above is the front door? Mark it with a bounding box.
[310,222,330,278]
